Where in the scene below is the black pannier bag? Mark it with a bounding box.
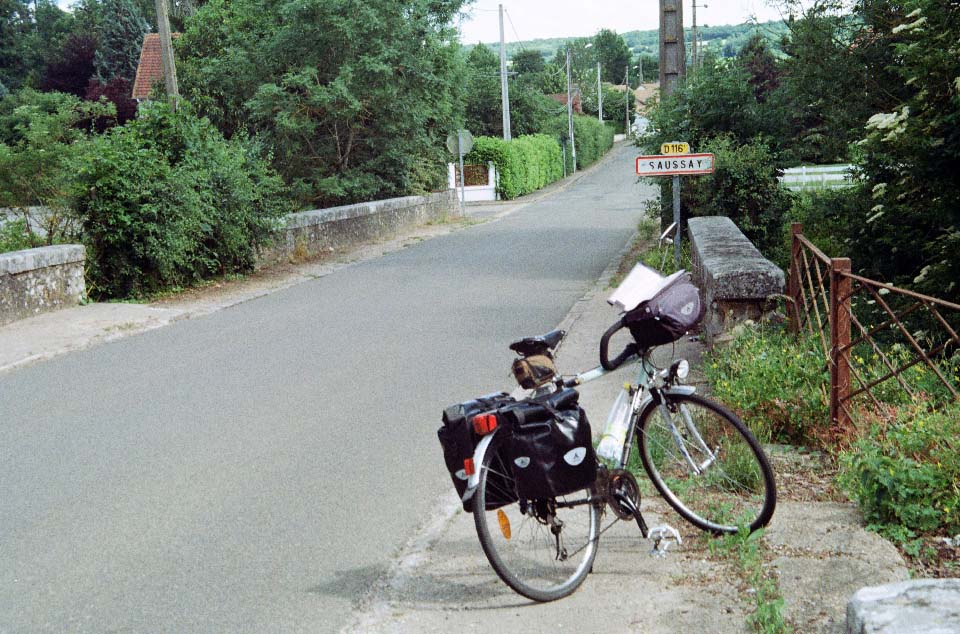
[502,388,597,500]
[623,273,703,349]
[437,392,517,513]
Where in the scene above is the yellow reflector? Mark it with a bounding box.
[497,509,511,540]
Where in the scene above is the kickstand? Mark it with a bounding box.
[612,491,649,538]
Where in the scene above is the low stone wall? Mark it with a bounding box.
[260,190,460,265]
[688,216,785,344]
[0,245,86,326]
[0,191,459,326]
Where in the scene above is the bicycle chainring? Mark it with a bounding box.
[606,469,641,520]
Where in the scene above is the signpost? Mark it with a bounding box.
[446,129,473,215]
[635,145,715,268]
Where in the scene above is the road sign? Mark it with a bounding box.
[446,129,473,156]
[660,142,689,154]
[636,153,715,176]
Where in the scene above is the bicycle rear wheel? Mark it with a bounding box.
[473,436,600,602]
[637,393,776,534]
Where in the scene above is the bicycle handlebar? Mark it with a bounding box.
[599,317,638,371]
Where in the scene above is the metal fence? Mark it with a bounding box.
[779,164,854,191]
[787,223,960,432]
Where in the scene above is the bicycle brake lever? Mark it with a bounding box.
[648,524,682,558]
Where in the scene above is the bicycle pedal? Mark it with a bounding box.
[648,524,682,558]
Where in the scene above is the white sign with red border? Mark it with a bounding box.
[635,153,715,176]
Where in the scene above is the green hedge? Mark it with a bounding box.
[545,114,616,172]
[464,134,563,200]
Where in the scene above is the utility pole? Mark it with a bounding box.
[659,0,686,97]
[692,1,708,69]
[638,55,644,83]
[597,61,603,122]
[498,4,511,141]
[154,0,179,105]
[625,65,630,137]
[692,0,698,69]
[566,47,577,173]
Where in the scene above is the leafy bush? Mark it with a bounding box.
[0,218,45,253]
[70,101,291,299]
[0,89,112,244]
[704,324,829,444]
[465,134,563,200]
[674,135,794,257]
[839,403,960,537]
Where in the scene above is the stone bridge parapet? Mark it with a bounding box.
[0,245,86,326]
[687,216,785,344]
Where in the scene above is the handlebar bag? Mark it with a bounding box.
[623,273,703,349]
[503,389,597,500]
[438,392,518,513]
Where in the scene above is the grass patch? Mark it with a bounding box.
[710,527,792,634]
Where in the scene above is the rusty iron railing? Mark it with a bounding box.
[788,223,960,431]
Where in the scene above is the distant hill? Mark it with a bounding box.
[467,20,791,61]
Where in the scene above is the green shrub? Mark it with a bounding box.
[0,218,44,253]
[678,134,794,257]
[839,403,960,537]
[71,100,291,299]
[465,134,563,200]
[704,323,829,444]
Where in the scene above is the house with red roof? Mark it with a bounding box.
[131,33,180,101]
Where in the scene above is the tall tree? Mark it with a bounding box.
[0,0,31,90]
[592,29,630,87]
[93,0,150,83]
[178,0,468,206]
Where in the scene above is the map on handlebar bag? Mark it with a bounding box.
[608,264,686,312]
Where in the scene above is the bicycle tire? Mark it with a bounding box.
[473,432,601,602]
[636,393,776,534]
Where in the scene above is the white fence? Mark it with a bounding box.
[779,164,854,191]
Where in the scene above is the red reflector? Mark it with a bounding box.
[472,413,499,435]
[464,458,475,476]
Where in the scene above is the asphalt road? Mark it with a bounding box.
[0,144,644,633]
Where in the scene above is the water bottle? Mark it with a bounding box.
[597,385,632,462]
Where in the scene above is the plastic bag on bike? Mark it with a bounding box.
[438,392,518,513]
[502,388,597,500]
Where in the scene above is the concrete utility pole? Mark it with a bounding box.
[499,4,512,141]
[154,0,179,104]
[566,47,577,173]
[692,1,707,68]
[597,61,603,122]
[659,0,686,97]
[625,65,630,136]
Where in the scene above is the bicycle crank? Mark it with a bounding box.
[606,468,641,520]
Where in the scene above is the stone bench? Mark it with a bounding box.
[0,245,86,327]
[687,216,785,344]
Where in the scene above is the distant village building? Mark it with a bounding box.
[548,88,583,114]
[131,33,180,101]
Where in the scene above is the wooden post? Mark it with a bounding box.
[830,257,852,429]
[789,222,803,334]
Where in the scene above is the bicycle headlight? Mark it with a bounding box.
[671,359,690,380]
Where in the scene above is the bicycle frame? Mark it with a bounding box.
[461,350,701,507]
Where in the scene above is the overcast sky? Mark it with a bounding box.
[458,0,791,45]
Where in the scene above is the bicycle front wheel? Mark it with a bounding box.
[637,393,776,534]
[473,437,600,602]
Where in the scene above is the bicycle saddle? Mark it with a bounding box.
[509,329,565,356]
